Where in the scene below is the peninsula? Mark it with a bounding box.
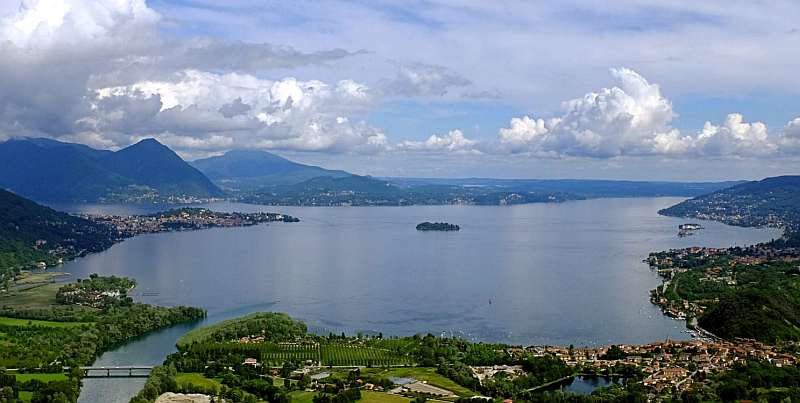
[87,208,299,238]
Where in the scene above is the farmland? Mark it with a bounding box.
[0,316,91,328]
[320,344,414,367]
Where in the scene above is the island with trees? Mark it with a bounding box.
[416,222,460,231]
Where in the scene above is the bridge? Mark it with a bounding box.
[78,366,154,378]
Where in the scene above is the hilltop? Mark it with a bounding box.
[0,138,224,202]
[192,149,350,191]
[659,175,800,231]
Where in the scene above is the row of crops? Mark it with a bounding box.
[320,345,414,367]
[254,342,414,367]
[260,343,321,366]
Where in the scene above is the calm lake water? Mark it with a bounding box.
[550,376,624,394]
[50,198,779,403]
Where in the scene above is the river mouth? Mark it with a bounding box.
[57,198,780,402]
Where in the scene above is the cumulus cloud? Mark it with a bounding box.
[397,130,479,154]
[0,0,377,155]
[779,118,800,152]
[694,113,775,157]
[0,0,159,49]
[493,68,692,157]
[492,68,787,158]
[86,70,386,153]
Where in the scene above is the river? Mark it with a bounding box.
[47,198,779,402]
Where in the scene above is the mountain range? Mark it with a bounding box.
[191,149,349,191]
[0,136,760,206]
[0,138,223,202]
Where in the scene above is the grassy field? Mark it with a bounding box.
[289,390,318,403]
[361,367,477,397]
[13,271,70,285]
[291,390,413,403]
[0,283,62,308]
[360,391,412,403]
[18,391,33,402]
[13,373,69,382]
[0,316,90,328]
[175,373,222,392]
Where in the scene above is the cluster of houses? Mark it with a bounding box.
[470,365,526,385]
[88,209,295,238]
[530,339,797,393]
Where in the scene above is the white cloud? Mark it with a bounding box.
[694,113,775,156]
[89,70,386,153]
[0,0,374,155]
[779,117,800,152]
[397,130,479,154]
[0,0,159,49]
[494,68,687,157]
[492,68,786,158]
[496,116,557,155]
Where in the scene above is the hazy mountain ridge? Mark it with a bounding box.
[240,172,744,207]
[386,177,742,198]
[0,138,224,202]
[192,149,350,191]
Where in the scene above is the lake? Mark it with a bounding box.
[52,198,779,402]
[549,376,624,394]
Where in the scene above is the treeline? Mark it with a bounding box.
[402,334,574,398]
[0,189,117,280]
[676,360,800,402]
[0,274,205,403]
[0,303,205,368]
[177,312,307,347]
[0,370,83,403]
[698,288,800,342]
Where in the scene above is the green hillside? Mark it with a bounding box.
[0,189,115,281]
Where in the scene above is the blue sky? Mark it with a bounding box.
[2,0,800,180]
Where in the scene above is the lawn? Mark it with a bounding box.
[14,373,68,382]
[360,391,412,403]
[361,367,477,397]
[0,316,90,328]
[18,391,33,402]
[289,390,318,403]
[175,372,222,393]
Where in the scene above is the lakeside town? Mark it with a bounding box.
[85,208,300,238]
[181,325,800,402]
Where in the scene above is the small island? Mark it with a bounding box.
[678,223,704,237]
[416,221,460,231]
